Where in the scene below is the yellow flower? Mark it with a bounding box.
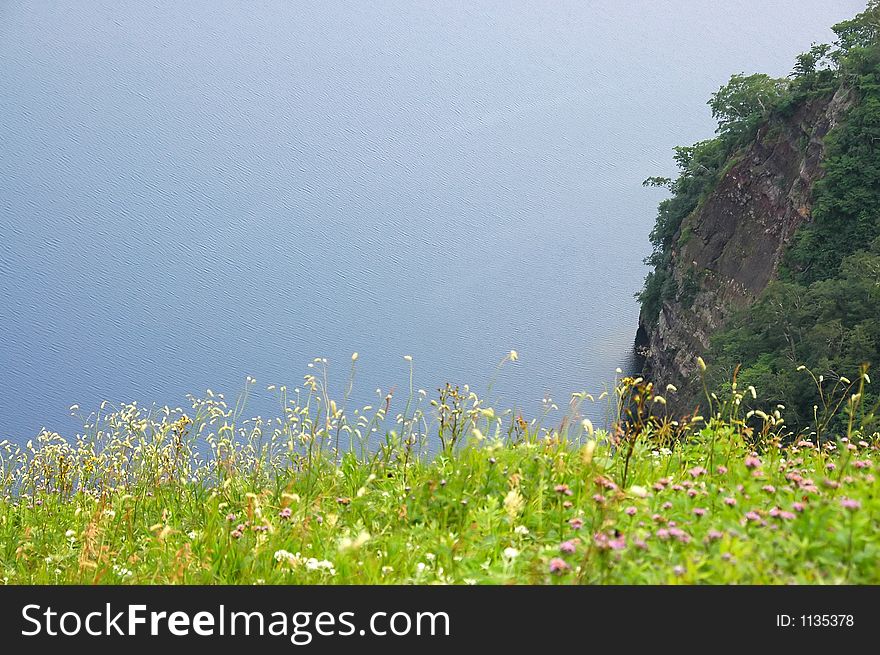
[503,489,525,521]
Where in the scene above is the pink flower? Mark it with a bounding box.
[779,511,796,520]
[688,466,707,478]
[592,532,624,551]
[563,500,574,509]
[592,493,606,505]
[554,484,573,496]
[693,507,707,517]
[279,507,292,519]
[633,538,648,550]
[625,506,637,516]
[609,535,626,551]
[744,455,761,469]
[569,517,585,530]
[225,513,236,522]
[671,484,684,492]
[716,466,728,475]
[854,460,871,469]
[652,513,666,523]
[706,529,724,541]
[595,476,618,491]
[231,529,243,539]
[745,511,761,522]
[840,498,861,511]
[792,502,806,512]
[673,565,685,577]
[656,528,670,540]
[559,540,577,554]
[762,485,776,494]
[669,527,691,544]
[826,462,836,471]
[549,558,570,574]
[652,483,665,492]
[724,497,737,506]
[662,501,673,510]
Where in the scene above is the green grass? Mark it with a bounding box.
[1,362,878,584]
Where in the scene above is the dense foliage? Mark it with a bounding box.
[640,3,880,429]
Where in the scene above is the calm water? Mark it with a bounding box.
[0,1,862,442]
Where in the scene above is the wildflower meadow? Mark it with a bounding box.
[1,355,877,585]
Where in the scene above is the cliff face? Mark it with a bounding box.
[638,87,855,401]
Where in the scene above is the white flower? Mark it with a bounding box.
[274,550,302,567]
[338,530,371,552]
[629,485,649,498]
[305,558,336,575]
[112,564,132,578]
[502,547,520,560]
[514,525,530,536]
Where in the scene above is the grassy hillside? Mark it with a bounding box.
[1,368,877,584]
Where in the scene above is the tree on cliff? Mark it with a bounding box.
[708,73,788,140]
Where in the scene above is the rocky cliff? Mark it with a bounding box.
[638,87,855,403]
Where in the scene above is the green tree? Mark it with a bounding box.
[708,73,788,139]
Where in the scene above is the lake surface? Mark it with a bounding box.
[0,1,863,442]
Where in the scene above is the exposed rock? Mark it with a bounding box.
[639,87,855,406]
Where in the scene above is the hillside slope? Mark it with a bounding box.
[638,87,855,403]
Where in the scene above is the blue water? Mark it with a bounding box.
[0,1,863,442]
